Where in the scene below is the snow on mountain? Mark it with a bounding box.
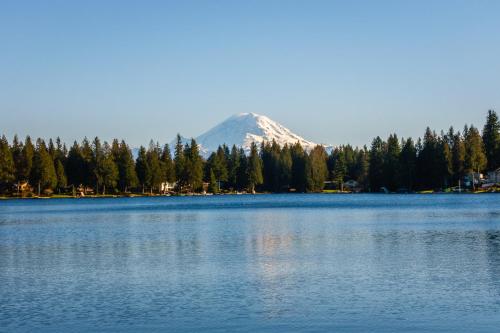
[168,113,331,157]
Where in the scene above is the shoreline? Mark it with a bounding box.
[0,190,496,200]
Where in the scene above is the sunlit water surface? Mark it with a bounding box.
[1,194,500,332]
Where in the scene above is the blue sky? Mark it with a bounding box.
[1,0,499,147]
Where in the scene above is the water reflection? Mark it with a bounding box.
[1,194,500,332]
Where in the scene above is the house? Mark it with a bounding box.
[463,173,484,188]
[160,182,176,193]
[487,168,500,184]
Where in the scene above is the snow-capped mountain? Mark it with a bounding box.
[173,113,323,156]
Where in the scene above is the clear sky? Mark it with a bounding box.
[1,0,499,147]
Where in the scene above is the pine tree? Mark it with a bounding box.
[368,136,385,192]
[236,148,248,191]
[174,134,186,190]
[383,134,401,192]
[290,142,307,192]
[247,142,263,193]
[228,145,241,190]
[464,125,487,189]
[451,132,465,186]
[279,144,292,191]
[184,139,204,192]
[161,144,175,184]
[0,135,15,191]
[147,141,163,193]
[114,140,138,192]
[80,138,94,189]
[66,142,84,189]
[11,135,23,189]
[305,145,328,192]
[31,139,57,195]
[208,168,218,194]
[55,159,67,193]
[482,110,500,170]
[399,138,416,191]
[99,142,119,195]
[20,136,35,184]
[135,146,149,194]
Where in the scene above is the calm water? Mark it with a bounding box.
[1,194,500,332]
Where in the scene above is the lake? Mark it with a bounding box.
[1,194,500,332]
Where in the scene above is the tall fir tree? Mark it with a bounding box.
[135,146,150,194]
[383,134,401,191]
[247,142,263,193]
[399,138,416,191]
[31,139,57,195]
[464,125,487,189]
[0,135,15,191]
[482,110,500,170]
[305,145,328,192]
[368,136,385,192]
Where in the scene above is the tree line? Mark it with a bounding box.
[0,110,499,196]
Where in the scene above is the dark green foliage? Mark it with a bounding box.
[305,145,328,192]
[482,110,500,170]
[464,125,487,174]
[368,136,385,192]
[161,144,175,184]
[184,139,204,192]
[290,143,307,192]
[174,134,186,189]
[399,138,416,191]
[147,141,163,193]
[247,142,263,193]
[31,139,57,194]
[55,159,67,192]
[0,110,497,195]
[383,134,401,192]
[208,168,218,194]
[0,135,15,189]
[135,146,149,193]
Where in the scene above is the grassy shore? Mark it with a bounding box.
[0,188,498,200]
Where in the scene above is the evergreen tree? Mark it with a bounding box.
[482,110,500,170]
[174,134,186,190]
[279,144,292,191]
[55,159,67,193]
[329,148,346,190]
[114,140,138,192]
[416,128,439,190]
[437,135,453,188]
[464,125,487,189]
[161,144,175,185]
[236,148,248,191]
[451,132,466,186]
[228,145,241,189]
[305,145,328,192]
[31,139,57,195]
[0,135,15,191]
[383,134,401,191]
[11,135,23,188]
[247,142,263,193]
[399,138,416,191]
[80,138,94,188]
[135,146,149,193]
[184,139,204,192]
[208,168,218,194]
[19,136,35,184]
[290,142,307,192]
[66,142,83,188]
[147,141,163,193]
[98,142,119,195]
[368,136,385,192]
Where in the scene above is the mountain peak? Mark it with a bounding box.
[191,113,317,156]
